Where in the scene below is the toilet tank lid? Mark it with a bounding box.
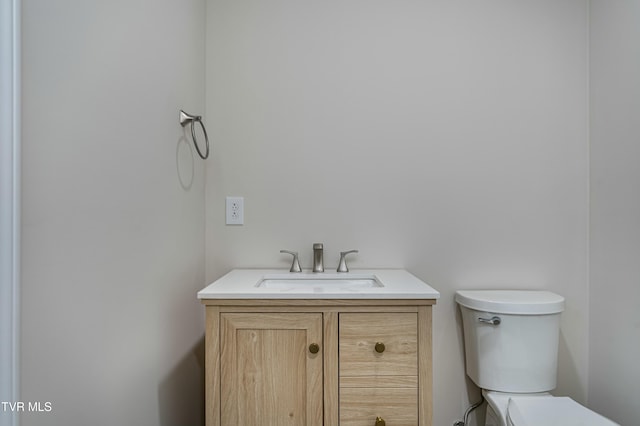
[455,290,565,314]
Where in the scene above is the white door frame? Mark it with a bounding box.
[0,0,20,425]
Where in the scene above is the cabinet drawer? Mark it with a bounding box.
[339,387,418,426]
[339,313,417,377]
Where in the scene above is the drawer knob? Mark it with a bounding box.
[375,416,386,426]
[309,343,320,354]
[374,342,386,353]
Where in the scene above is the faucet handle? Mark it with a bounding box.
[280,250,302,272]
[337,250,359,273]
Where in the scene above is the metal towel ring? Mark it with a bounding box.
[179,110,209,159]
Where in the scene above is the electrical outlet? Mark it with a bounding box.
[226,196,244,225]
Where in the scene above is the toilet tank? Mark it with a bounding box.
[455,290,565,393]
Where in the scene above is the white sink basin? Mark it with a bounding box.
[256,273,383,293]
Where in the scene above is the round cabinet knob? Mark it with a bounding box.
[375,416,386,426]
[309,343,320,354]
[374,342,386,353]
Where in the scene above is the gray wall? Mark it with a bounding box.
[205,1,589,424]
[20,0,206,425]
[589,1,640,425]
[20,1,640,426]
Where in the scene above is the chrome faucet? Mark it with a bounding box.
[312,243,324,272]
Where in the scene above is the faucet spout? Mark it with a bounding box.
[312,243,324,272]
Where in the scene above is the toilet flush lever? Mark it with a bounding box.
[478,316,501,326]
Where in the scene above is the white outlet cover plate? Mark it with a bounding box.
[226,196,244,225]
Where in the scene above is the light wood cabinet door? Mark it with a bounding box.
[220,313,323,426]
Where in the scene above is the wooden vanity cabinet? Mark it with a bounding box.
[202,299,435,426]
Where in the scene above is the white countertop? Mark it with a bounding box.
[197,269,440,300]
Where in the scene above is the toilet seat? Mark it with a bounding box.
[507,395,619,425]
[499,394,619,426]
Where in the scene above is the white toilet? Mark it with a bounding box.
[455,290,619,426]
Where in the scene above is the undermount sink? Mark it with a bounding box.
[256,273,383,292]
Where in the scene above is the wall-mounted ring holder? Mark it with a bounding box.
[180,110,209,160]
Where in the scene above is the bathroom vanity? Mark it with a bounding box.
[198,269,439,426]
